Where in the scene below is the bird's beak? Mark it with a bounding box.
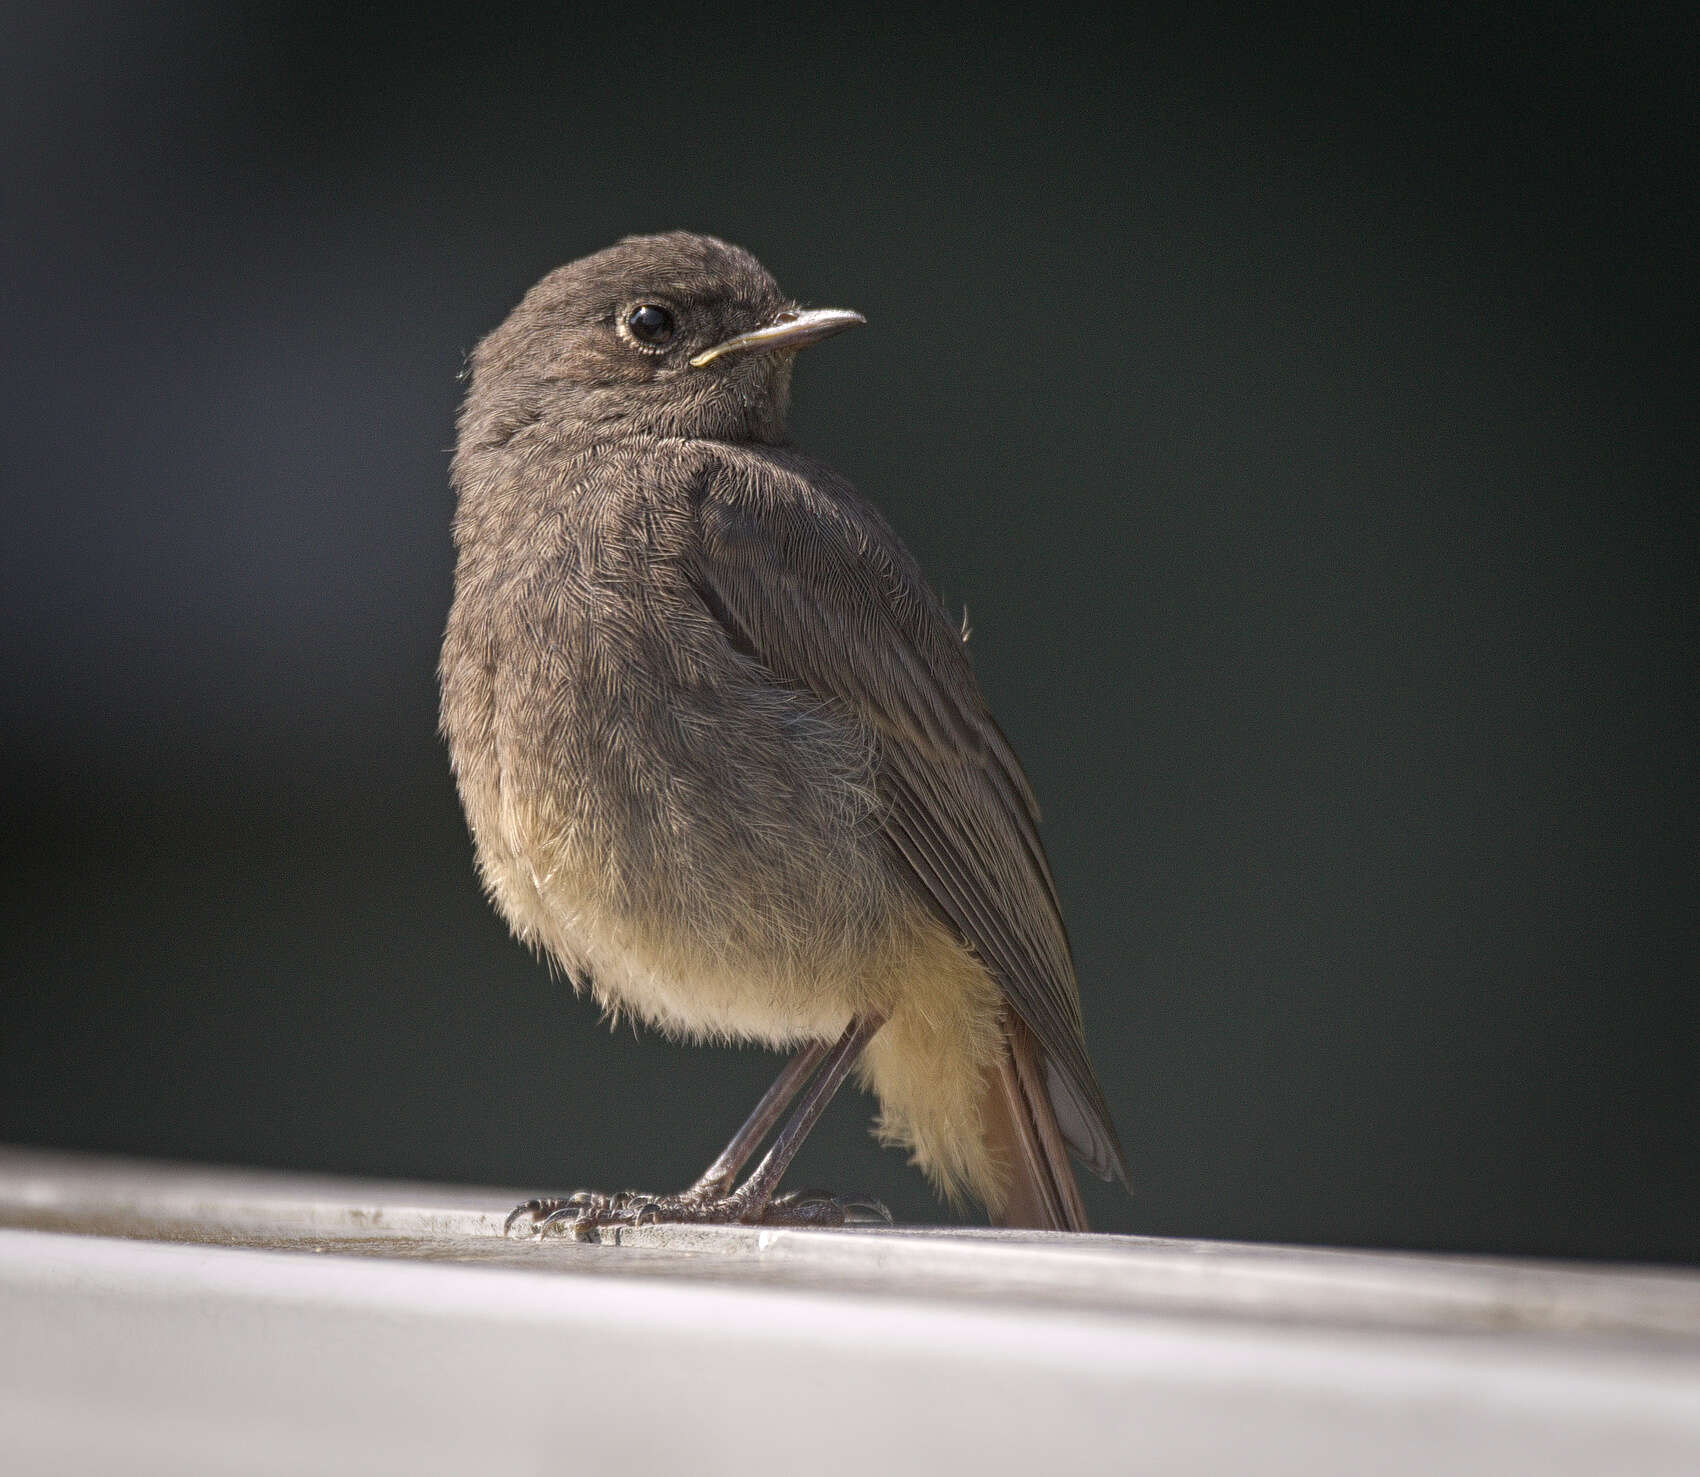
[689,308,866,368]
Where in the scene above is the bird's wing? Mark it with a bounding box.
[685,453,1129,1185]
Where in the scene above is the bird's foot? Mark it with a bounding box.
[503,1186,891,1241]
[502,1190,662,1241]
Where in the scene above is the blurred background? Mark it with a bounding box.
[2,3,1694,1259]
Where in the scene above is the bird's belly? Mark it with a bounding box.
[508,871,864,1046]
[474,664,903,1046]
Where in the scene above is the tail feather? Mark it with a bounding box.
[983,1014,1090,1231]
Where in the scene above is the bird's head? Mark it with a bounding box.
[461,231,862,448]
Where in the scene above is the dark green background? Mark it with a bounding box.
[3,4,1695,1258]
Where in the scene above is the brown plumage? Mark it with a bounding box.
[440,231,1128,1232]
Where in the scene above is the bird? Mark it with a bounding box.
[440,231,1129,1234]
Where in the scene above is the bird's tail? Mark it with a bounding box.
[982,1013,1090,1231]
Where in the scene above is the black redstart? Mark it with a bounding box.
[440,232,1128,1234]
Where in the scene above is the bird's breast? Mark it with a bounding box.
[442,509,903,1041]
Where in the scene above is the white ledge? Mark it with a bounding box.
[2,1145,1698,1475]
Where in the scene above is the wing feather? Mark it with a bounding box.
[687,452,1129,1185]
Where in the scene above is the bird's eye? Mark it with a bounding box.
[625,304,675,347]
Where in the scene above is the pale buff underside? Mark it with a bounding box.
[474,793,1012,1216]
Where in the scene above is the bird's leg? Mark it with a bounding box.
[502,1038,826,1237]
[721,1013,887,1223]
[506,1016,889,1239]
[683,1035,831,1198]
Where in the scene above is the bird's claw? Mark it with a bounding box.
[502,1185,892,1238]
[503,1191,660,1240]
[502,1198,557,1237]
[764,1188,894,1227]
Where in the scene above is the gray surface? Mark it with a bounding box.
[2,1146,1699,1475]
